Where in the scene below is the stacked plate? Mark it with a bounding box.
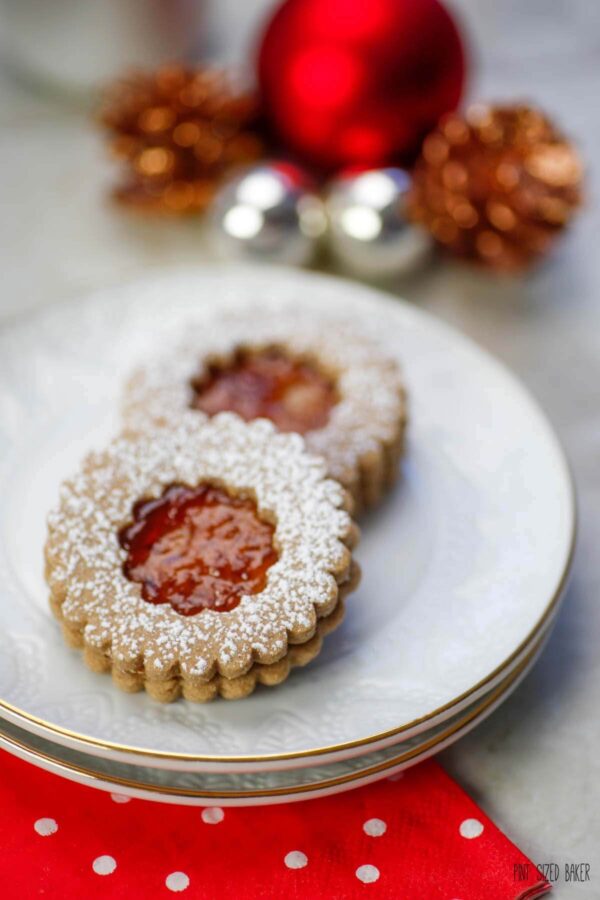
[0,268,575,806]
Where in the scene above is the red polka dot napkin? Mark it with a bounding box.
[0,751,549,898]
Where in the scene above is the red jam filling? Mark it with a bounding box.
[119,484,278,615]
[191,348,337,434]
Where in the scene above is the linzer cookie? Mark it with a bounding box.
[122,309,406,512]
[45,414,359,702]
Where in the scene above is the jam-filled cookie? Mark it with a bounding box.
[45,414,359,702]
[122,309,406,513]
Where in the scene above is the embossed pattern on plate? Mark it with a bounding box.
[0,622,550,805]
[0,267,575,762]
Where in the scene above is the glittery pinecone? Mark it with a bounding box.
[99,65,266,215]
[409,103,583,271]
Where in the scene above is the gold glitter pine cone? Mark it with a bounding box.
[409,103,583,271]
[99,65,266,215]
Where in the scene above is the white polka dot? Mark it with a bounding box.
[166,871,190,892]
[92,855,117,875]
[110,793,131,804]
[459,818,484,839]
[363,818,387,837]
[34,818,58,836]
[356,864,380,884]
[284,850,308,869]
[201,806,224,824]
[388,772,404,782]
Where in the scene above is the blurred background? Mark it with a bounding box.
[0,1,599,892]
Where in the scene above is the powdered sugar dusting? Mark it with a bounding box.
[122,307,405,493]
[46,414,354,680]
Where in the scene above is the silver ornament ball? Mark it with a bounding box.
[326,168,431,279]
[209,162,326,266]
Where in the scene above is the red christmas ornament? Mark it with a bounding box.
[257,0,465,172]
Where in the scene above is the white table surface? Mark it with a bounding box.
[1,1,599,895]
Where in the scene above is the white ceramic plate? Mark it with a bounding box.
[0,267,574,768]
[0,625,548,806]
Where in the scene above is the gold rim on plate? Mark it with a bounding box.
[0,272,577,765]
[0,627,550,800]
[0,513,574,765]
